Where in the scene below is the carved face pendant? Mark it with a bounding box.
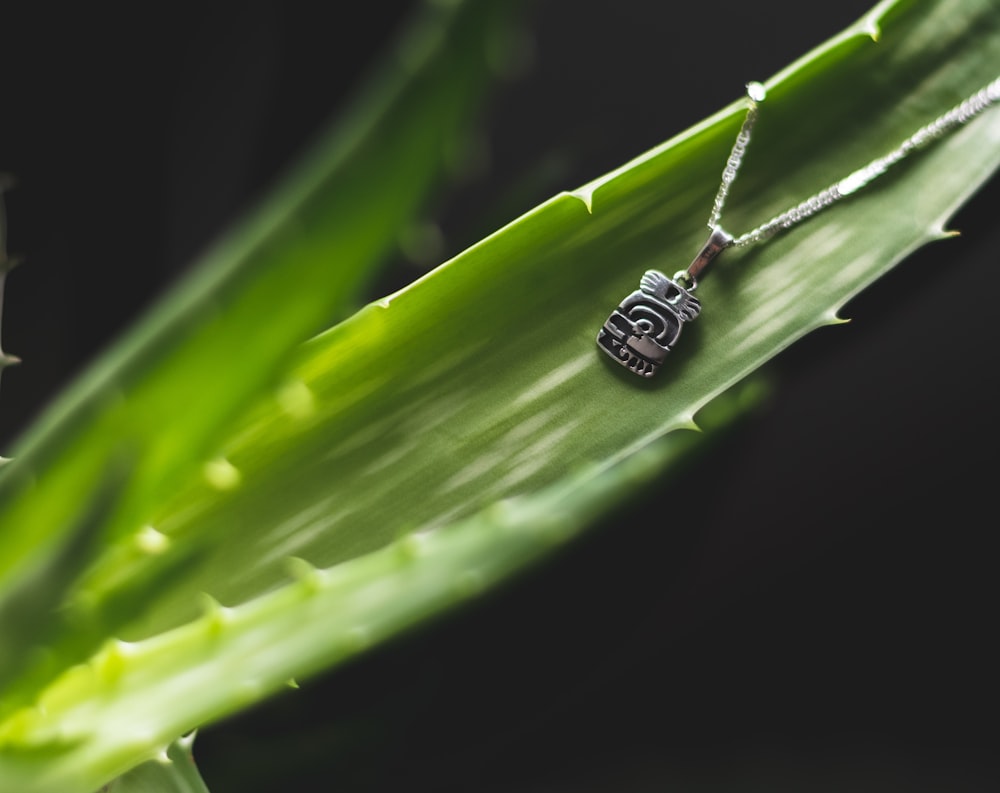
[596,270,701,377]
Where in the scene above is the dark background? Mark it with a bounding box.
[2,1,998,790]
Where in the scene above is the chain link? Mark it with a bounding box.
[711,77,1000,249]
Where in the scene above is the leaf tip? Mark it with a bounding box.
[862,17,881,43]
[854,0,891,42]
[397,531,430,561]
[154,745,173,765]
[134,525,170,555]
[199,593,233,634]
[675,413,701,433]
[822,308,851,327]
[285,556,325,592]
[276,379,317,420]
[203,456,242,491]
[568,187,594,214]
[94,638,137,686]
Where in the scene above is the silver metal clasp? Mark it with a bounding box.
[680,226,733,289]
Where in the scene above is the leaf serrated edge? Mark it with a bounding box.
[0,386,746,793]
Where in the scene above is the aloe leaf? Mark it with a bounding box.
[0,0,524,609]
[0,455,131,695]
[101,735,208,793]
[0,0,524,702]
[0,424,721,793]
[71,0,1000,641]
[2,0,1000,788]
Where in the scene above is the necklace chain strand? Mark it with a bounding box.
[597,75,1000,378]
[706,82,764,231]
[719,77,1000,249]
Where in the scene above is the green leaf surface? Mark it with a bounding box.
[102,735,209,793]
[75,0,1000,641]
[0,458,130,693]
[0,0,523,621]
[0,424,712,793]
[0,0,525,705]
[2,0,1000,789]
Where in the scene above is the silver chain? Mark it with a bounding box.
[709,77,1000,249]
[707,82,765,230]
[598,75,1000,377]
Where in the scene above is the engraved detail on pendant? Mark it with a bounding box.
[596,270,701,377]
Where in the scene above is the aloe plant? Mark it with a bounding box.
[1,0,998,789]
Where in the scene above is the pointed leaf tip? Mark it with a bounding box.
[568,188,594,214]
[202,457,241,491]
[284,556,324,591]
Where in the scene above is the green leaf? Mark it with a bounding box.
[2,0,1000,789]
[72,0,1000,641]
[0,456,131,695]
[102,735,209,793]
[0,0,526,702]
[0,425,711,793]
[0,0,525,608]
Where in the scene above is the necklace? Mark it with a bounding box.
[597,77,1000,378]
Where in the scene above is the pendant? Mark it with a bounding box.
[596,227,731,377]
[596,271,700,377]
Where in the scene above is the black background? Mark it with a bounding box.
[2,1,998,790]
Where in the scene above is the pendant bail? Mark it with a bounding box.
[683,226,733,288]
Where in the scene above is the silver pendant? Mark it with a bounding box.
[595,76,1000,378]
[596,271,700,377]
[597,227,731,377]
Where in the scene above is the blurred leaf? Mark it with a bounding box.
[0,425,709,793]
[0,0,526,704]
[0,0,525,609]
[103,735,209,793]
[76,0,1000,641]
[2,0,1000,789]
